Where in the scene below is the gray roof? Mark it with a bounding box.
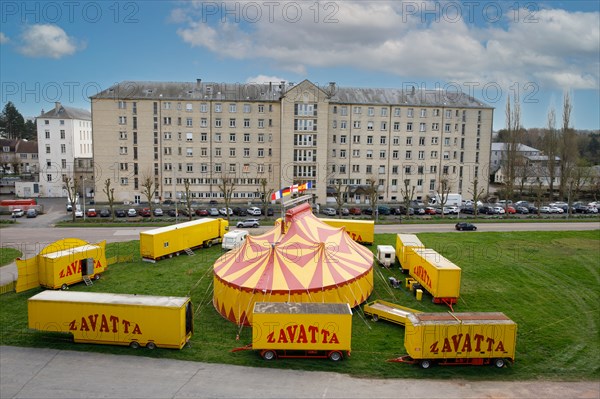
[91,81,283,102]
[491,143,540,152]
[91,80,493,108]
[330,87,493,108]
[39,103,91,120]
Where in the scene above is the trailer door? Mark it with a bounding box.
[185,301,194,335]
[82,258,94,276]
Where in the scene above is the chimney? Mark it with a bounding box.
[55,102,61,112]
[196,78,202,87]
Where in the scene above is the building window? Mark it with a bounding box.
[353,121,361,129]
[379,150,386,159]
[258,148,264,157]
[201,132,207,142]
[420,109,427,117]
[229,133,236,142]
[366,150,373,159]
[368,107,374,116]
[258,119,265,128]
[187,148,193,157]
[215,133,221,142]
[258,104,264,113]
[418,151,425,160]
[392,150,399,159]
[420,123,426,132]
[229,148,236,157]
[340,135,347,144]
[163,117,172,125]
[419,137,426,146]
[381,122,387,130]
[244,148,250,157]
[229,118,236,128]
[215,104,222,112]
[215,148,221,157]
[367,136,373,145]
[119,116,127,125]
[405,151,412,159]
[380,136,386,145]
[407,108,414,118]
[243,104,251,113]
[60,130,65,139]
[407,122,413,131]
[431,150,438,158]
[186,132,193,142]
[45,131,50,139]
[258,133,264,142]
[60,144,66,154]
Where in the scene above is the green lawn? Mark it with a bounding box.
[1,230,598,380]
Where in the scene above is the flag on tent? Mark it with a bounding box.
[270,182,313,201]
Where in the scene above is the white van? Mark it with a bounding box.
[222,230,249,250]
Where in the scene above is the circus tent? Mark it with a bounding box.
[213,203,374,325]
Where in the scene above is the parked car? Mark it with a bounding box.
[505,206,517,214]
[321,207,337,216]
[209,200,218,205]
[138,208,151,217]
[11,208,24,218]
[493,206,506,214]
[209,208,220,216]
[99,208,111,217]
[478,206,494,215]
[339,208,350,216]
[247,207,262,216]
[527,206,538,214]
[74,209,83,218]
[447,206,460,215]
[195,208,209,216]
[127,208,138,217]
[219,207,233,216]
[377,206,391,215]
[153,208,164,217]
[455,222,477,231]
[414,207,426,215]
[26,209,38,218]
[515,201,530,208]
[115,209,127,217]
[549,206,564,214]
[549,201,568,208]
[236,218,260,228]
[424,207,437,215]
[461,206,474,214]
[162,199,174,205]
[515,206,529,214]
[167,209,180,217]
[540,206,552,214]
[348,207,362,215]
[362,208,373,215]
[266,208,274,216]
[233,207,248,216]
[86,209,98,217]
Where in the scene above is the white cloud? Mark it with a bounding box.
[245,75,288,84]
[18,24,83,59]
[0,32,8,44]
[172,1,600,89]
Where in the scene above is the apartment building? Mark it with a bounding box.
[36,102,93,198]
[91,80,493,205]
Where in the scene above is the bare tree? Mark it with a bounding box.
[259,178,274,217]
[468,178,486,219]
[217,175,236,226]
[103,178,116,221]
[516,155,530,198]
[534,177,544,217]
[400,179,415,219]
[331,180,348,219]
[438,178,451,218]
[502,93,523,202]
[559,92,578,200]
[543,108,559,200]
[63,176,79,223]
[140,175,159,217]
[183,178,193,220]
[365,177,379,221]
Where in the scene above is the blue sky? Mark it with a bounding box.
[1,0,598,131]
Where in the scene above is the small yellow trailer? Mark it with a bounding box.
[363,300,422,326]
[28,291,193,349]
[140,218,229,262]
[406,248,461,308]
[16,238,107,292]
[390,312,517,368]
[320,218,374,245]
[236,302,352,361]
[395,234,424,273]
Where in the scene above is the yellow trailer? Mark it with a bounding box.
[320,218,374,245]
[395,233,424,273]
[16,238,107,292]
[140,218,229,262]
[28,291,193,349]
[363,300,422,326]
[406,248,461,307]
[393,312,517,368]
[249,302,352,361]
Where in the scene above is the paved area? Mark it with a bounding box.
[1,346,598,399]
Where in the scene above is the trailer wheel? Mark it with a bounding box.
[207,240,213,248]
[493,358,505,368]
[146,342,156,350]
[94,274,101,280]
[372,314,379,322]
[61,284,68,290]
[329,351,342,362]
[129,341,140,349]
[420,360,432,369]
[262,350,276,360]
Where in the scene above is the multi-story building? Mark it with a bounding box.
[36,102,93,198]
[490,143,561,187]
[90,80,493,205]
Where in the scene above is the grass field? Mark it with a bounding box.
[1,230,598,381]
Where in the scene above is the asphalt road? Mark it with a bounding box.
[1,198,599,398]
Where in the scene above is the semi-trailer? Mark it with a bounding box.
[16,238,107,292]
[406,247,461,307]
[320,218,374,245]
[140,218,229,262]
[28,291,193,349]
[390,312,517,368]
[395,233,424,273]
[237,302,353,361]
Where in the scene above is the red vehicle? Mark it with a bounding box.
[195,209,209,216]
[1,199,37,207]
[139,208,152,217]
[505,206,516,214]
[348,207,362,215]
[424,207,437,215]
[86,209,98,217]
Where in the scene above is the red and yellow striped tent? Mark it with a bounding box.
[213,203,374,325]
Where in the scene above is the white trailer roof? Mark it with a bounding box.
[141,218,218,236]
[29,290,189,308]
[42,244,101,259]
[397,233,424,247]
